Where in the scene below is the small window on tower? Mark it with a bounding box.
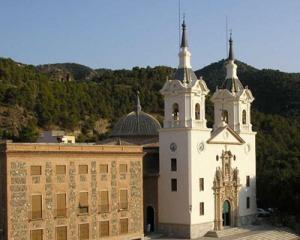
[171,158,177,171]
[172,103,179,120]
[195,103,200,120]
[246,175,250,187]
[199,178,204,191]
[246,197,250,209]
[171,179,177,192]
[199,202,204,215]
[242,110,247,124]
[223,110,228,124]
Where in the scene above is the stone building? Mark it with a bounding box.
[0,141,144,240]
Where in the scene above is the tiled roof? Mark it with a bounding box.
[110,111,161,137]
[173,67,198,83]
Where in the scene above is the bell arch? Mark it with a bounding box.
[213,148,241,230]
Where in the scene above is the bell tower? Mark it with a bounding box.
[211,34,255,133]
[160,20,210,129]
[158,19,212,239]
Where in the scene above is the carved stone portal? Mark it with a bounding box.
[213,149,241,230]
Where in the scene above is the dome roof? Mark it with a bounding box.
[110,111,161,137]
[110,93,161,137]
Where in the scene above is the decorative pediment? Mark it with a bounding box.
[160,79,185,95]
[211,89,233,101]
[190,78,210,95]
[207,125,245,145]
[160,78,210,96]
[241,89,255,102]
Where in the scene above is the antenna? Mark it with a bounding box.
[226,15,228,58]
[179,0,181,50]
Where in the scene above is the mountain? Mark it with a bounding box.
[36,63,98,81]
[0,56,300,221]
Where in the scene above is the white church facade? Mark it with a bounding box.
[158,20,257,238]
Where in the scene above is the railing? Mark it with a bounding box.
[28,210,45,221]
[118,202,128,211]
[53,208,68,218]
[77,207,89,215]
[98,204,110,213]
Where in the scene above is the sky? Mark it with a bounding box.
[0,0,300,72]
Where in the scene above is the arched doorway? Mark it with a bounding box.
[213,149,240,230]
[223,200,230,226]
[146,206,155,232]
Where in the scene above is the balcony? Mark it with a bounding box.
[28,210,45,221]
[53,208,68,218]
[98,204,110,213]
[118,202,128,211]
[77,206,89,215]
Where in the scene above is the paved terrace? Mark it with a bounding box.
[145,221,300,240]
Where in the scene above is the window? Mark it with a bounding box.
[223,110,228,124]
[171,158,177,171]
[119,189,128,210]
[195,103,200,120]
[79,223,89,240]
[246,176,250,187]
[99,221,109,237]
[119,164,127,173]
[99,191,109,213]
[56,165,66,175]
[56,226,67,240]
[31,229,43,240]
[242,110,247,124]
[56,193,66,217]
[200,202,204,215]
[120,218,128,234]
[171,178,177,192]
[199,178,204,191]
[78,165,88,174]
[247,197,250,209]
[31,166,42,175]
[100,164,108,174]
[79,192,89,214]
[31,195,42,220]
[172,103,179,120]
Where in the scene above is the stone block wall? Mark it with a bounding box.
[2,143,144,240]
[0,151,7,240]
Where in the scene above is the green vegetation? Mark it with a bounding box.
[0,57,299,224]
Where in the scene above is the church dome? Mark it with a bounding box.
[110,111,161,137]
[110,93,161,137]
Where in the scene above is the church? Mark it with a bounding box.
[106,20,257,239]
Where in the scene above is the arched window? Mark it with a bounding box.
[223,110,228,124]
[242,110,246,124]
[172,103,179,120]
[195,103,200,120]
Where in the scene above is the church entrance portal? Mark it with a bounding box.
[222,200,230,226]
[146,206,154,232]
[213,149,241,230]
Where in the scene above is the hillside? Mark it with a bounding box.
[1,56,300,220]
[196,59,300,120]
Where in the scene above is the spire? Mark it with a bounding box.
[135,91,141,113]
[180,19,188,48]
[228,32,234,60]
[219,33,244,93]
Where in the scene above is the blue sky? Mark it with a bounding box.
[1,0,299,72]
